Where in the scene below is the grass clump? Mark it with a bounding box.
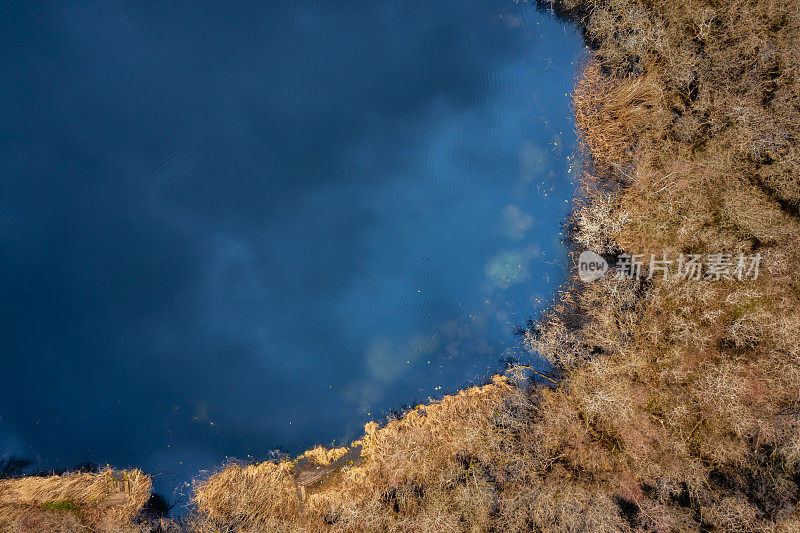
[0,468,152,531]
[39,499,79,514]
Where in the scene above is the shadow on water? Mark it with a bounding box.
[0,456,31,479]
[0,456,103,480]
[139,493,176,521]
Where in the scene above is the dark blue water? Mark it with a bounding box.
[0,1,584,501]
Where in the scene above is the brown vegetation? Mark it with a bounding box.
[0,468,152,532]
[4,0,800,530]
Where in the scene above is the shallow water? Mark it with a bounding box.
[0,0,584,502]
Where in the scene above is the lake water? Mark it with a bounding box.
[0,0,584,503]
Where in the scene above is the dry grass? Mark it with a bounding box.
[191,378,516,532]
[0,468,152,532]
[7,0,800,530]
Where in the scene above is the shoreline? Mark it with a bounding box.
[4,0,800,530]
